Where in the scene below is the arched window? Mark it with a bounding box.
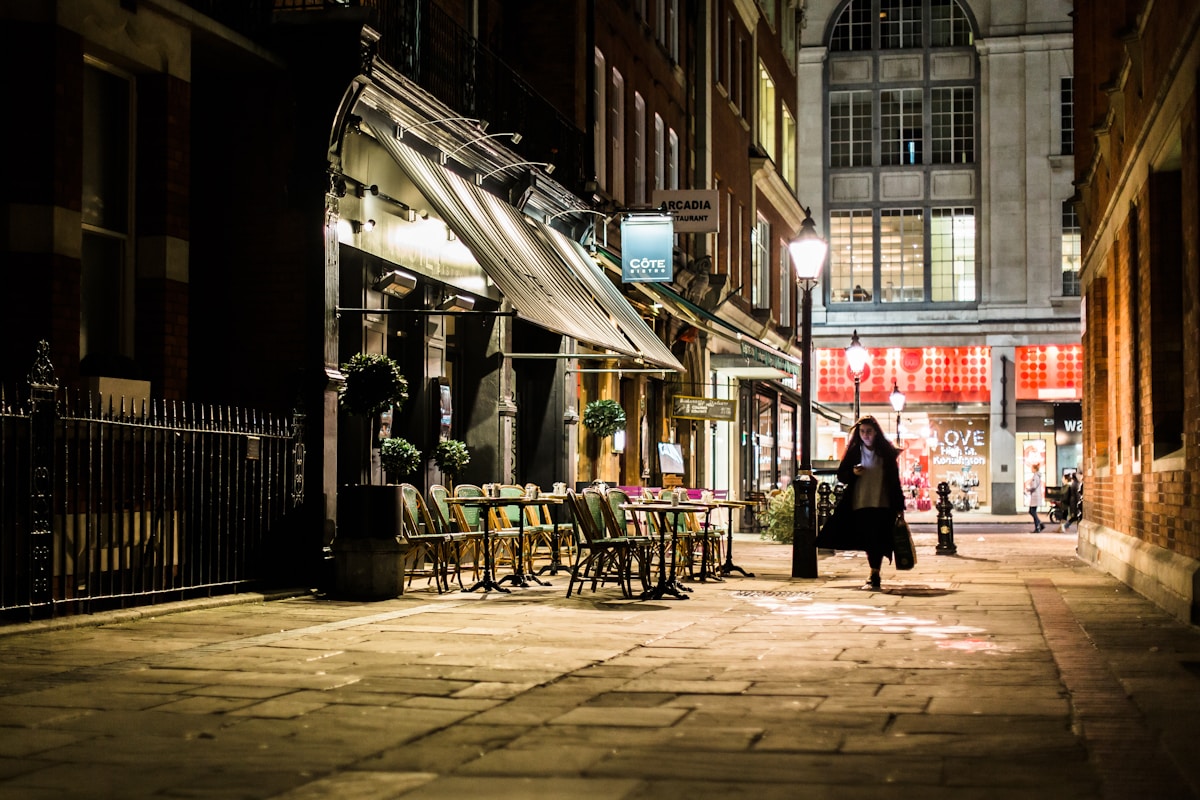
[825,0,980,306]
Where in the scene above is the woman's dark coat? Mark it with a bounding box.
[814,441,905,551]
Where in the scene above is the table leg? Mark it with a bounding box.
[462,515,510,593]
[720,519,755,578]
[639,510,690,600]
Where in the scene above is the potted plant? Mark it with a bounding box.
[582,399,626,439]
[434,438,471,487]
[337,352,411,541]
[380,437,422,485]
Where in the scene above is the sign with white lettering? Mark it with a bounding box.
[653,190,720,232]
[671,395,736,421]
[621,214,674,282]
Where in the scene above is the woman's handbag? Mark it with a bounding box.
[892,514,917,571]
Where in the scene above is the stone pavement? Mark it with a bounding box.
[0,528,1198,800]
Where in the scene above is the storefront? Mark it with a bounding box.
[814,342,1082,514]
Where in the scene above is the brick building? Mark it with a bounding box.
[1074,0,1200,623]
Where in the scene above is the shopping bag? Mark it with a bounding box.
[892,514,917,571]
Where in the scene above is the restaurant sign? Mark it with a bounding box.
[653,190,720,233]
[621,214,674,282]
[671,395,736,421]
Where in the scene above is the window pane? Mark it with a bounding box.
[830,210,874,304]
[80,231,126,359]
[1062,200,1081,297]
[931,0,973,46]
[82,64,129,232]
[880,209,924,302]
[931,207,976,301]
[931,87,974,164]
[830,90,872,167]
[1060,77,1074,156]
[880,0,922,49]
[752,216,771,309]
[758,62,776,161]
[880,88,923,165]
[781,107,797,186]
[830,0,872,52]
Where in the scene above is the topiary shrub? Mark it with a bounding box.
[582,399,626,438]
[339,353,409,419]
[380,437,422,483]
[763,486,794,544]
[434,439,470,479]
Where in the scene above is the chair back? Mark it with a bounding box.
[565,489,603,545]
[452,484,486,531]
[428,484,455,532]
[583,488,613,538]
[656,489,689,531]
[495,484,526,528]
[399,483,436,536]
[605,487,639,537]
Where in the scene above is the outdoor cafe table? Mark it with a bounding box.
[445,496,559,593]
[621,501,708,600]
[700,498,756,578]
[533,493,570,577]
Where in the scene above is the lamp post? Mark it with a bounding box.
[845,330,869,422]
[787,207,826,579]
[889,380,906,439]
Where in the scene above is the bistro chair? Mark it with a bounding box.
[398,483,462,592]
[452,484,521,576]
[429,484,481,580]
[564,489,635,598]
[598,487,652,591]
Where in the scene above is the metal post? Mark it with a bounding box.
[791,475,817,577]
[935,480,957,555]
[27,341,58,618]
[853,375,861,422]
[791,281,818,578]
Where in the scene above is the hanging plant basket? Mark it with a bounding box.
[582,399,626,439]
[380,437,422,483]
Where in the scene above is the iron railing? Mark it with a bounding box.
[0,343,305,620]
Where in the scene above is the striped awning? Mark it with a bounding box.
[365,114,683,372]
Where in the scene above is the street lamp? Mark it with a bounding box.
[889,379,906,439]
[845,330,869,422]
[787,206,827,579]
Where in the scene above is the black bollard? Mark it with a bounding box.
[816,480,833,532]
[935,481,957,555]
[791,475,818,578]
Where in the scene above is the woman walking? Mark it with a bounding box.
[816,416,905,590]
[1025,463,1045,532]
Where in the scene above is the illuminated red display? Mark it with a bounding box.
[1014,344,1083,400]
[815,346,991,404]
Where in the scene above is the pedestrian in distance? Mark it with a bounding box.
[1060,472,1081,532]
[815,415,905,590]
[1025,462,1045,532]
